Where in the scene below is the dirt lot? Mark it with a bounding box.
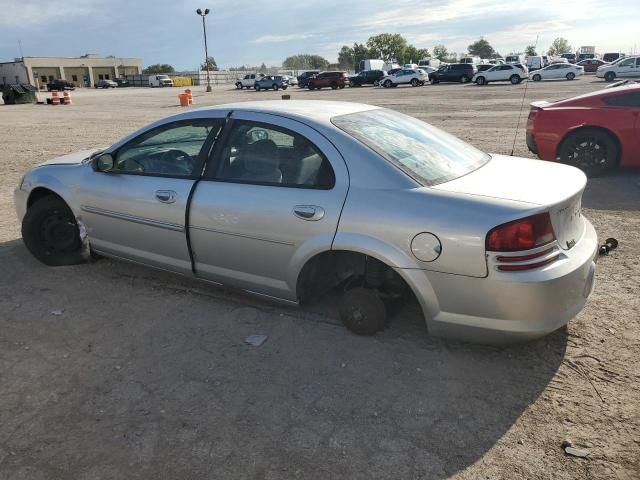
[1,79,639,480]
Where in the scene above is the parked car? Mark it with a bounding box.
[307,71,348,90]
[114,78,129,88]
[254,75,288,91]
[472,64,528,85]
[602,52,624,63]
[283,75,298,86]
[526,83,640,176]
[596,56,640,82]
[529,63,584,81]
[94,79,117,89]
[297,70,320,88]
[236,73,264,89]
[349,70,387,87]
[577,53,596,62]
[15,100,598,342]
[576,59,608,73]
[429,64,477,84]
[380,69,428,88]
[46,79,75,91]
[560,53,576,64]
[459,56,481,64]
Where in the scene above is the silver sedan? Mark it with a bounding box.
[15,101,598,343]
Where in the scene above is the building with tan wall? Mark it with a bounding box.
[0,54,142,89]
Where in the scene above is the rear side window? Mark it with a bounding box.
[603,93,640,107]
[332,109,489,186]
[212,121,335,189]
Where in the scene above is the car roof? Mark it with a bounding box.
[192,100,379,124]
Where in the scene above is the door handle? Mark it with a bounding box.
[155,190,177,204]
[293,205,325,221]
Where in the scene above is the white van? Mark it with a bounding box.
[358,59,385,72]
[526,56,543,71]
[149,75,174,87]
[460,56,481,64]
[418,58,440,68]
[505,54,526,64]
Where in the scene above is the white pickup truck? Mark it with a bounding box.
[149,75,173,88]
[235,73,264,89]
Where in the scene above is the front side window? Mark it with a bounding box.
[619,58,634,67]
[213,121,334,188]
[114,120,221,177]
[332,109,489,186]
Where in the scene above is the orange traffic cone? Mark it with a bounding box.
[63,91,72,105]
[178,93,189,107]
[51,91,60,105]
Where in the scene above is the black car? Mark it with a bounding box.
[429,63,477,84]
[349,69,387,87]
[297,70,320,88]
[46,79,76,91]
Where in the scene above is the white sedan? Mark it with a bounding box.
[530,63,584,82]
[472,64,528,85]
[380,69,428,88]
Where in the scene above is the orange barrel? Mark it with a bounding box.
[51,91,60,105]
[185,88,193,105]
[178,93,189,107]
[63,91,72,105]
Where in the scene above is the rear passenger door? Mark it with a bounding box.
[188,111,349,301]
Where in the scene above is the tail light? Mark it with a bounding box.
[486,213,560,271]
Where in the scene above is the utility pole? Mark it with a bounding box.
[196,8,212,92]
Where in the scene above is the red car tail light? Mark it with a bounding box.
[486,212,555,252]
[487,213,559,271]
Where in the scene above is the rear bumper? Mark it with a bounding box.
[401,219,598,343]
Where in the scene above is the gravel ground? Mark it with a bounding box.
[1,78,638,480]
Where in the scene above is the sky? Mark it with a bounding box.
[0,0,638,70]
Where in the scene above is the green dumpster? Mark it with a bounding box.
[2,83,37,104]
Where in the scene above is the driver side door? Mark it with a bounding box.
[78,118,223,274]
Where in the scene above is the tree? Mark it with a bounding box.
[338,45,355,70]
[467,38,497,59]
[282,54,330,70]
[200,56,218,71]
[433,44,448,61]
[259,62,267,73]
[142,64,174,74]
[547,37,572,56]
[524,45,537,57]
[405,46,430,64]
[366,33,408,63]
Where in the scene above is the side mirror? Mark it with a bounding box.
[92,153,114,172]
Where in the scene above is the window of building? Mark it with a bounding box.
[2,76,5,85]
[15,76,19,83]
[105,74,110,80]
[72,75,78,82]
[98,74,104,80]
[48,76,54,82]
[41,76,47,83]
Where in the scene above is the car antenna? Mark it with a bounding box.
[510,35,539,156]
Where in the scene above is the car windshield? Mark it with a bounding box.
[331,109,490,186]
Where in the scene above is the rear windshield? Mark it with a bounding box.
[331,109,490,186]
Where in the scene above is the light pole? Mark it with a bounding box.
[196,8,212,92]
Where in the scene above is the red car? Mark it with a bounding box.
[576,59,608,73]
[527,84,640,176]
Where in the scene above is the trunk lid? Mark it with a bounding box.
[434,155,587,251]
